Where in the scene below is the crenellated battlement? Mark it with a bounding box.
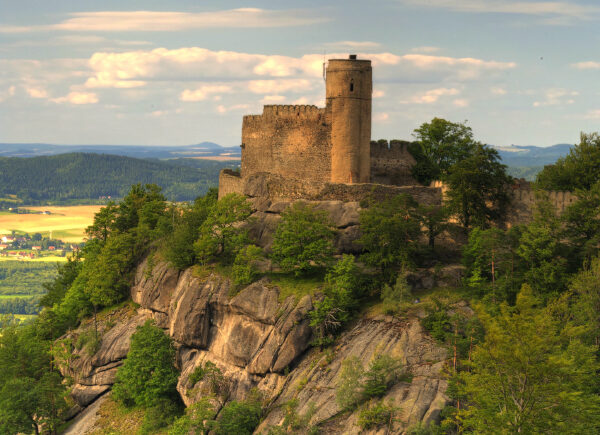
[370,140,413,158]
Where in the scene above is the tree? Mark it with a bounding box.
[112,320,180,408]
[194,193,253,264]
[537,132,600,191]
[358,194,421,278]
[457,286,600,433]
[417,204,449,250]
[410,118,477,185]
[567,258,600,348]
[163,189,217,270]
[516,197,568,298]
[381,270,412,314]
[562,181,600,264]
[85,201,118,242]
[232,244,263,287]
[445,144,511,230]
[270,202,335,275]
[309,255,361,346]
[215,393,262,435]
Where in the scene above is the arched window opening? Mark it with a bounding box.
[350,81,354,92]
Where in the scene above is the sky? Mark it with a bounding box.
[1,0,599,147]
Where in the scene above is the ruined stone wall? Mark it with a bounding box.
[370,140,417,186]
[508,182,577,224]
[218,169,243,199]
[241,105,331,183]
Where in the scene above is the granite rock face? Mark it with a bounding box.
[65,258,451,433]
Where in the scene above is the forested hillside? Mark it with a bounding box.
[0,153,235,204]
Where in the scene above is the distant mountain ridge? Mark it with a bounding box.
[492,143,573,167]
[0,142,241,160]
[0,152,235,204]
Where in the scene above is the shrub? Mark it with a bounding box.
[232,244,263,287]
[215,395,262,435]
[336,356,365,410]
[381,271,412,315]
[357,401,394,430]
[169,397,217,435]
[188,361,229,398]
[270,202,335,275]
[112,320,179,408]
[362,354,403,399]
[140,398,182,434]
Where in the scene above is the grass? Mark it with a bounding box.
[0,294,41,299]
[0,255,69,262]
[0,205,101,243]
[87,396,172,435]
[267,270,326,303]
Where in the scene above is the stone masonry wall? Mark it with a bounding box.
[241,105,331,183]
[370,140,417,186]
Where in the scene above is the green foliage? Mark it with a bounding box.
[358,194,421,277]
[416,204,449,249]
[421,310,451,342]
[140,398,182,434]
[232,244,263,287]
[112,320,180,408]
[75,328,101,356]
[188,361,229,398]
[195,193,252,265]
[562,181,600,263]
[265,399,317,434]
[215,392,263,435]
[357,400,395,430]
[336,354,403,411]
[270,202,335,275]
[163,189,217,270]
[381,271,412,315]
[0,152,228,204]
[168,397,217,435]
[537,132,600,191]
[409,118,477,185]
[40,257,81,308]
[309,255,361,346]
[456,285,600,433]
[445,143,511,230]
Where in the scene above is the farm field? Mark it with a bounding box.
[0,205,101,243]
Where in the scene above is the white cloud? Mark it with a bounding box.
[407,87,460,104]
[491,86,507,95]
[260,95,286,104]
[373,89,385,98]
[453,98,469,107]
[247,79,314,94]
[0,9,328,33]
[584,109,600,119]
[25,87,48,99]
[374,112,390,122]
[216,104,250,114]
[180,85,233,102]
[398,0,600,22]
[410,46,440,53]
[52,91,98,104]
[533,88,578,107]
[572,61,600,70]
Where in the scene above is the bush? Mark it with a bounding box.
[336,354,404,411]
[270,202,335,275]
[381,271,412,315]
[112,320,179,408]
[188,361,229,398]
[215,395,262,435]
[169,397,217,435]
[421,310,451,342]
[232,244,263,287]
[141,398,182,434]
[357,401,394,430]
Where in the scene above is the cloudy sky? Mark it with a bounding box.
[1,0,599,147]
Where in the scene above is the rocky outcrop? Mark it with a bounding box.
[65,258,451,433]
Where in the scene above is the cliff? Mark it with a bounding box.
[60,258,450,434]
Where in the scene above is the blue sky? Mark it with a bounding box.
[1,0,599,147]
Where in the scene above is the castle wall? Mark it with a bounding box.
[508,183,577,224]
[241,105,331,183]
[370,140,417,186]
[218,169,243,199]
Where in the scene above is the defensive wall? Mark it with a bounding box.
[370,140,417,186]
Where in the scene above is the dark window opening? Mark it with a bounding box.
[350,82,354,92]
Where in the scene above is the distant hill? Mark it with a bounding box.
[492,144,573,181]
[0,153,237,204]
[0,142,241,160]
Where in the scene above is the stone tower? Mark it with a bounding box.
[326,55,372,184]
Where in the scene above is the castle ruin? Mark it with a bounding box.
[218,55,431,203]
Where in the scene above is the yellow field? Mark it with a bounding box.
[0,205,102,243]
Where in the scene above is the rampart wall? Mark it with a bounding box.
[370,140,417,186]
[241,105,331,183]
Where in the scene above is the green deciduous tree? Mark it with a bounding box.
[409,118,477,185]
[457,285,600,433]
[270,202,335,275]
[232,244,263,287]
[112,320,180,408]
[358,194,421,278]
[446,144,511,230]
[194,193,252,265]
[537,132,600,191]
[562,181,600,264]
